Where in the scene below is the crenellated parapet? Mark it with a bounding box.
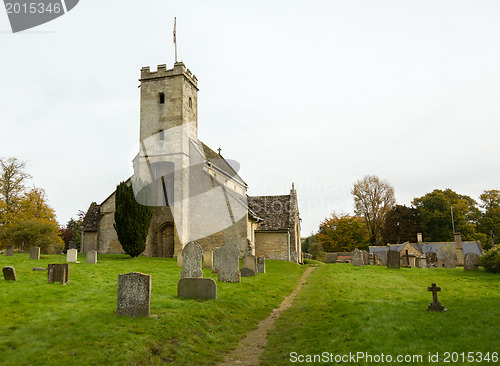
[140,62,198,89]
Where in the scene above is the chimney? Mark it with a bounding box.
[454,232,463,250]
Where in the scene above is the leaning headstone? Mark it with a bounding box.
[3,266,17,281]
[5,245,14,256]
[47,263,69,284]
[426,283,447,311]
[240,268,256,277]
[86,250,98,264]
[30,247,40,260]
[67,248,79,263]
[178,278,217,300]
[68,241,76,250]
[203,249,214,269]
[180,241,203,279]
[324,253,338,263]
[33,267,47,271]
[464,252,479,271]
[257,257,266,273]
[387,250,400,269]
[426,252,438,268]
[444,253,457,269]
[215,241,241,283]
[242,254,257,276]
[352,249,364,266]
[116,272,151,317]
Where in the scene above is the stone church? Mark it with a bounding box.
[81,62,302,263]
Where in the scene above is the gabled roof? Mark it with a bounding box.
[82,202,102,232]
[370,241,483,261]
[201,142,246,186]
[248,195,292,231]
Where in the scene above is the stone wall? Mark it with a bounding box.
[255,231,289,260]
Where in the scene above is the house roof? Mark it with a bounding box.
[370,241,483,260]
[247,195,292,231]
[82,202,102,232]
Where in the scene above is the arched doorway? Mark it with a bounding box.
[159,222,175,257]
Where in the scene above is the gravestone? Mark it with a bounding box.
[444,253,457,269]
[67,248,79,263]
[352,249,364,266]
[3,266,17,281]
[242,254,257,276]
[240,268,256,277]
[362,250,369,265]
[212,247,221,273]
[68,241,76,250]
[426,283,447,311]
[5,245,14,256]
[426,252,438,268]
[215,241,241,283]
[257,257,266,273]
[116,272,151,317]
[33,267,47,271]
[180,241,203,279]
[30,247,40,260]
[178,278,217,300]
[464,252,479,271]
[86,250,97,264]
[325,253,338,263]
[47,263,69,284]
[387,250,400,269]
[203,249,213,269]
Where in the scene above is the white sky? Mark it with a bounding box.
[1,1,499,235]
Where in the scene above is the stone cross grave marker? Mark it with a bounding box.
[178,278,217,300]
[67,248,79,263]
[464,252,479,271]
[30,247,40,260]
[86,250,98,264]
[352,249,364,266]
[3,266,17,281]
[241,254,257,276]
[426,252,437,268]
[116,272,152,317]
[387,250,400,269]
[257,257,266,273]
[180,241,203,279]
[426,283,447,311]
[215,241,241,283]
[203,249,213,269]
[47,263,69,284]
[5,245,14,256]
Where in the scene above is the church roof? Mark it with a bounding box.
[248,195,292,231]
[82,202,102,232]
[201,142,246,186]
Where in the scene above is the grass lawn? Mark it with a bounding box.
[0,253,304,365]
[261,264,500,366]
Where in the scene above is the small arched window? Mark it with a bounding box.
[159,93,165,104]
[189,97,192,109]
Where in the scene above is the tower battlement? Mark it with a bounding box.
[140,62,198,89]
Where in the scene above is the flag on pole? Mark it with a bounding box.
[173,17,176,44]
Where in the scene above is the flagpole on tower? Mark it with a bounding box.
[173,17,178,63]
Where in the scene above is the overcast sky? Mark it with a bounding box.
[1,1,500,235]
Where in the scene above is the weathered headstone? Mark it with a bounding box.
[352,249,364,267]
[415,255,427,268]
[215,241,241,283]
[68,241,76,250]
[180,241,203,279]
[257,257,266,273]
[242,254,257,276]
[464,252,479,271]
[203,249,214,269]
[426,283,447,311]
[30,247,40,260]
[116,272,151,317]
[240,268,256,277]
[387,250,400,269]
[86,250,98,264]
[33,267,47,271]
[444,253,457,269]
[362,250,369,265]
[426,252,438,268]
[67,248,79,263]
[212,247,221,273]
[3,266,17,281]
[5,245,14,256]
[324,253,338,263]
[48,263,69,284]
[178,278,217,300]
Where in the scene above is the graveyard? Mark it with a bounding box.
[2,253,499,365]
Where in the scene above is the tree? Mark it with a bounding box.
[114,181,153,257]
[352,175,396,245]
[382,205,421,244]
[0,157,31,225]
[301,234,316,253]
[1,219,64,251]
[412,189,483,242]
[316,212,369,251]
[477,190,500,250]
